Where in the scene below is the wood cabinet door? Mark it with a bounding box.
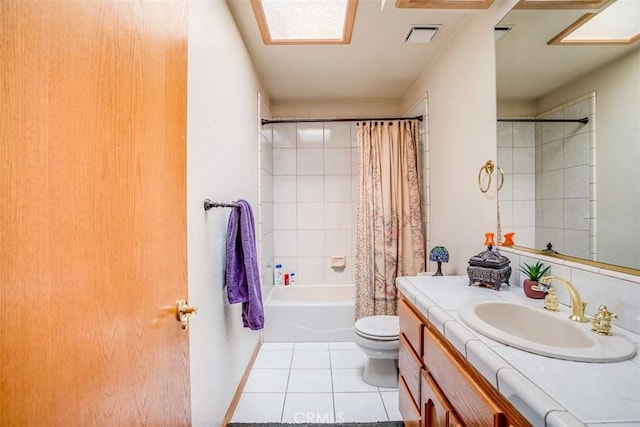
[0,1,189,425]
[423,325,504,427]
[421,370,449,427]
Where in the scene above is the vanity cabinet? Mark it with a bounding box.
[398,296,531,427]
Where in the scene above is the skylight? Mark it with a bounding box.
[250,0,358,45]
[549,0,640,45]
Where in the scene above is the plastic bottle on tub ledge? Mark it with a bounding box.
[290,273,296,286]
[274,264,284,286]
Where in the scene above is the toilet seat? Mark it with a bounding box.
[355,315,399,341]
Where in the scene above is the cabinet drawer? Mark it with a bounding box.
[423,324,504,427]
[399,376,421,427]
[399,334,421,406]
[399,298,423,356]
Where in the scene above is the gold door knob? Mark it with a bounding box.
[176,298,198,330]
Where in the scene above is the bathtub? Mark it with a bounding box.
[262,284,355,342]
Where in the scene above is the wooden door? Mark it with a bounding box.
[0,1,190,425]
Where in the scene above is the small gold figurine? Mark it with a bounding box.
[592,305,617,336]
[544,287,559,311]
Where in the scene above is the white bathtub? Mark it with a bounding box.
[262,284,355,342]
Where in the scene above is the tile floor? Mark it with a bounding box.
[230,341,402,424]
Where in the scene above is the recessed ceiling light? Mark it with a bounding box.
[250,0,358,45]
[549,0,640,45]
[403,26,439,43]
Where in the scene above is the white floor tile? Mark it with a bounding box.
[261,342,295,350]
[243,369,290,393]
[334,392,389,422]
[330,349,368,369]
[232,392,285,423]
[330,341,359,350]
[291,349,331,369]
[295,342,330,350]
[281,392,335,424]
[287,368,333,393]
[253,349,293,369]
[381,391,402,421]
[332,368,378,392]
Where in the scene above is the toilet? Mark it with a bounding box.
[354,315,400,388]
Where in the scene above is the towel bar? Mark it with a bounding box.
[204,198,239,211]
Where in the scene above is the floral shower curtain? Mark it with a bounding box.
[354,120,425,319]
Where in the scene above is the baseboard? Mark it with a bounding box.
[221,340,263,427]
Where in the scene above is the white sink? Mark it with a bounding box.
[458,300,637,362]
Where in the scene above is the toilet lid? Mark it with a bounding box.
[355,315,399,338]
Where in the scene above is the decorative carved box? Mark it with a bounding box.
[467,245,511,291]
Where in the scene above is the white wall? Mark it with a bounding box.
[401,0,518,274]
[187,0,267,424]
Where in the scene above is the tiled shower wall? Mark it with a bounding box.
[535,93,596,260]
[258,94,274,288]
[497,121,536,247]
[271,121,357,285]
[497,93,595,260]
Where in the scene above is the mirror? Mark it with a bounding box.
[495,5,640,272]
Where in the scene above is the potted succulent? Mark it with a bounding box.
[518,261,551,299]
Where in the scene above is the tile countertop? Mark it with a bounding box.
[396,275,640,427]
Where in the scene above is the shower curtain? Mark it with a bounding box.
[354,120,426,319]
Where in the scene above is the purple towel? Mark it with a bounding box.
[225,199,264,330]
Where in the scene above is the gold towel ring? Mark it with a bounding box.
[497,166,504,192]
[478,160,494,193]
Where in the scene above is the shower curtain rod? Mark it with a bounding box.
[261,115,423,126]
[498,117,589,124]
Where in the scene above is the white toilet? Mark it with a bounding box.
[354,315,400,388]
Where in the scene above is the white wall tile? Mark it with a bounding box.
[298,257,325,284]
[324,202,352,229]
[297,148,324,175]
[296,123,324,148]
[563,198,589,230]
[274,202,297,230]
[274,230,297,257]
[542,199,563,228]
[273,123,297,148]
[497,147,513,174]
[513,200,535,227]
[513,174,535,201]
[564,165,589,198]
[297,203,325,230]
[541,170,563,199]
[324,148,351,175]
[274,149,297,175]
[563,133,589,168]
[513,147,535,174]
[325,175,353,202]
[274,176,297,203]
[325,229,352,257]
[324,122,351,148]
[497,122,513,147]
[297,175,324,202]
[513,122,535,147]
[298,230,324,256]
[542,140,563,171]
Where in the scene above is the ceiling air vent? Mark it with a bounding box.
[403,26,439,43]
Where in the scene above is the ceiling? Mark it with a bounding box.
[226,0,640,104]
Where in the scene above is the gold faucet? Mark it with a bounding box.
[538,276,589,323]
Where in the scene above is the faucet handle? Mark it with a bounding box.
[543,287,559,311]
[592,305,617,336]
